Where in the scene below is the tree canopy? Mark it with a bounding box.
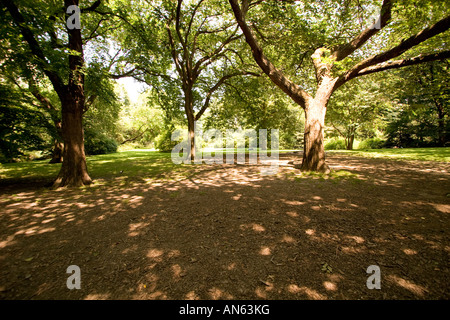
[1,0,448,185]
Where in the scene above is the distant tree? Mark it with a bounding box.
[110,0,259,160]
[386,61,449,147]
[0,82,54,162]
[203,75,304,149]
[326,75,387,150]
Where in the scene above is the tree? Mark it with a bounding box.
[0,81,54,162]
[390,61,449,146]
[229,0,450,172]
[2,0,119,187]
[113,0,259,160]
[203,75,304,149]
[326,75,387,150]
[384,60,449,147]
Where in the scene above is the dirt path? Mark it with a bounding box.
[0,153,449,300]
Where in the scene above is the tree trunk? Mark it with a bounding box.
[436,101,446,147]
[52,2,91,187]
[49,120,64,163]
[346,133,355,150]
[184,87,196,162]
[300,100,330,173]
[187,113,195,162]
[49,140,64,163]
[52,94,91,187]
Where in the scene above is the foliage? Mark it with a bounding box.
[203,76,304,149]
[326,74,389,149]
[0,83,54,162]
[324,138,347,150]
[384,61,449,147]
[84,129,118,156]
[358,137,386,149]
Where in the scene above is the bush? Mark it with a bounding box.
[325,138,346,150]
[358,137,385,149]
[84,130,118,155]
[155,128,181,153]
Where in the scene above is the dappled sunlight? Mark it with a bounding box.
[0,152,448,299]
[208,287,234,300]
[287,284,327,300]
[387,275,428,297]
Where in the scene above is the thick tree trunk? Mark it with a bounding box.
[52,2,92,187]
[301,100,330,173]
[52,95,91,187]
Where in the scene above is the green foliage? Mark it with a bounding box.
[155,126,180,153]
[84,129,118,156]
[324,138,346,150]
[383,61,449,148]
[204,76,304,149]
[358,138,386,150]
[326,75,388,148]
[0,84,54,162]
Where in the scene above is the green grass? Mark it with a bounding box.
[328,147,450,162]
[0,150,178,183]
[1,147,448,184]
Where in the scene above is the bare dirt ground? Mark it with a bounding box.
[0,153,449,300]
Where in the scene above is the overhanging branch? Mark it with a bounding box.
[355,50,450,77]
[338,14,450,87]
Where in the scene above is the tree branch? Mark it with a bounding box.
[195,71,259,120]
[109,67,137,79]
[81,0,102,13]
[192,27,241,77]
[331,0,393,61]
[228,0,311,108]
[354,50,450,77]
[338,14,450,87]
[3,0,65,97]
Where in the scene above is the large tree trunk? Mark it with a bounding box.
[52,0,92,187]
[52,93,91,187]
[301,99,330,173]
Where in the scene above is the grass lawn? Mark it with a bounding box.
[1,147,448,183]
[328,147,450,162]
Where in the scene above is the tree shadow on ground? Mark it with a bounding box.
[0,153,448,299]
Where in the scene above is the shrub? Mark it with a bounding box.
[84,130,118,155]
[358,137,385,149]
[325,138,346,150]
[155,128,181,153]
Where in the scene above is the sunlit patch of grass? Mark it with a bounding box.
[293,169,361,183]
[328,147,449,162]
